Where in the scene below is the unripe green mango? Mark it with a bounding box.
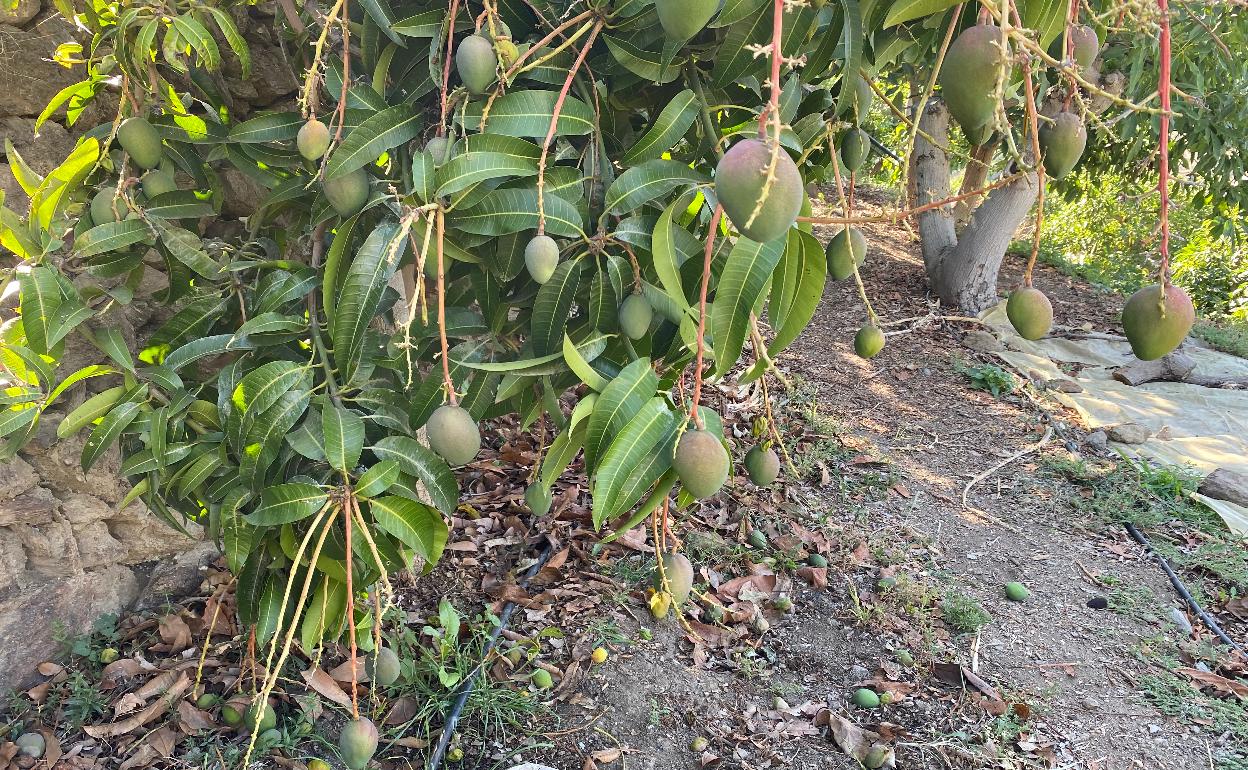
[117,117,164,170]
[673,428,729,499]
[715,138,804,244]
[1006,286,1054,340]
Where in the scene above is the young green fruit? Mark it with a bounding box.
[323,168,370,217]
[854,325,886,359]
[864,744,890,769]
[530,669,554,689]
[851,688,881,708]
[655,0,719,40]
[1006,286,1054,340]
[938,24,1007,137]
[16,732,45,758]
[525,234,560,284]
[524,483,552,515]
[496,39,520,68]
[195,693,220,709]
[426,404,481,466]
[339,717,379,770]
[653,552,694,604]
[1038,110,1087,180]
[673,429,730,499]
[715,138,804,243]
[845,74,873,124]
[117,116,164,169]
[258,728,282,745]
[91,186,121,224]
[297,118,331,161]
[840,128,871,173]
[248,701,277,733]
[368,646,401,687]
[308,760,332,770]
[895,649,915,667]
[141,169,177,198]
[808,553,828,568]
[456,35,498,95]
[221,703,243,726]
[1004,582,1030,602]
[1121,283,1194,361]
[826,226,867,280]
[425,136,453,165]
[618,292,653,340]
[747,528,768,549]
[1070,24,1100,69]
[744,445,780,487]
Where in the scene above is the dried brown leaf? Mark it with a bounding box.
[301,667,353,708]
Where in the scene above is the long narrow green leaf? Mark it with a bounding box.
[369,436,459,515]
[585,358,658,468]
[530,260,582,356]
[369,495,448,571]
[711,236,784,377]
[621,89,700,166]
[322,404,365,473]
[245,483,328,526]
[331,221,403,384]
[324,105,422,180]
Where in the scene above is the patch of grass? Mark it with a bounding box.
[1139,671,1248,770]
[952,359,1017,397]
[61,671,107,728]
[1043,455,1217,532]
[586,618,629,648]
[940,591,991,634]
[1193,319,1248,359]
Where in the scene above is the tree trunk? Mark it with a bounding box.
[912,99,1040,314]
[954,139,998,225]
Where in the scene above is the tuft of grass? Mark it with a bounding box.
[940,591,991,634]
[1194,319,1248,359]
[952,360,1017,398]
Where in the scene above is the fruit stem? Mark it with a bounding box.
[689,205,724,431]
[686,64,724,160]
[536,18,603,234]
[437,0,462,137]
[331,0,352,148]
[343,494,359,719]
[435,207,458,406]
[1009,0,1045,289]
[827,137,879,326]
[1157,0,1172,285]
[745,0,787,234]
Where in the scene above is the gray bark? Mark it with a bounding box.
[912,100,1040,314]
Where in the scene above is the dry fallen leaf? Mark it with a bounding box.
[86,673,191,738]
[1178,667,1248,699]
[301,666,353,709]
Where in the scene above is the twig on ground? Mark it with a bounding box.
[961,426,1053,522]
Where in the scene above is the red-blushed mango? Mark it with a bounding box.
[1006,286,1054,340]
[655,0,718,40]
[1122,283,1194,361]
[1038,111,1087,179]
[938,24,1007,137]
[715,139,804,244]
[673,428,729,499]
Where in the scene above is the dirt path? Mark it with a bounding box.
[540,198,1239,770]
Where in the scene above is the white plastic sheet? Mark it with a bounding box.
[981,302,1248,534]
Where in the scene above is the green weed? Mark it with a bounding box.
[952,359,1016,397]
[940,591,991,634]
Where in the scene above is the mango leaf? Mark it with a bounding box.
[563,333,609,391]
[592,397,678,528]
[651,200,690,312]
[436,151,538,197]
[238,389,312,486]
[711,236,784,377]
[602,160,708,218]
[883,0,961,26]
[322,404,365,473]
[355,459,400,497]
[229,112,303,143]
[324,105,422,180]
[81,400,142,472]
[834,0,864,118]
[462,90,594,138]
[621,89,700,166]
[603,35,684,83]
[600,413,680,523]
[300,577,346,650]
[255,577,282,645]
[369,495,449,572]
[17,266,61,355]
[76,219,150,257]
[245,482,328,526]
[768,230,826,355]
[586,358,658,468]
[450,188,584,238]
[369,436,459,515]
[531,260,582,356]
[331,221,403,384]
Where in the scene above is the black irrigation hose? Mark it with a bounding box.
[427,540,557,770]
[1124,522,1244,653]
[868,134,903,165]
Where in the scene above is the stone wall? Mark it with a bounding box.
[0,0,300,691]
